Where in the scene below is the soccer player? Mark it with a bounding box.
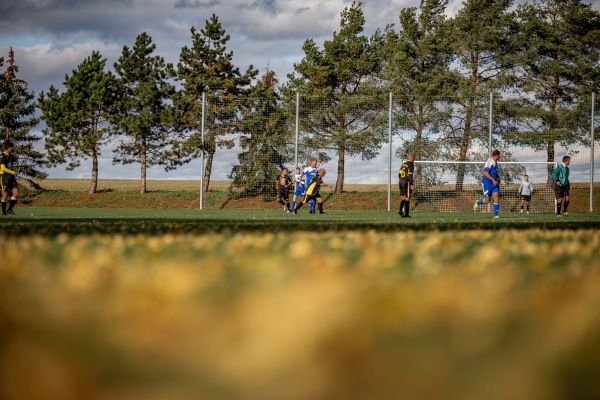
[398,152,415,218]
[518,174,533,214]
[474,149,501,218]
[291,167,304,212]
[552,155,571,217]
[0,141,19,216]
[293,168,332,215]
[276,167,292,212]
[302,159,318,214]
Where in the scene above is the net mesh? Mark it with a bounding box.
[187,93,597,212]
[413,161,557,213]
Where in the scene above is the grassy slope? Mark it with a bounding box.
[22,179,600,213]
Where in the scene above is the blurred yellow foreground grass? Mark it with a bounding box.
[1,230,600,400]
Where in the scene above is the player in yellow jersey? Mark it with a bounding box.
[0,141,19,216]
[292,168,332,215]
[398,153,415,217]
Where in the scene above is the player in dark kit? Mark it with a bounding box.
[398,153,415,217]
[0,141,19,216]
[293,168,332,215]
[276,168,292,212]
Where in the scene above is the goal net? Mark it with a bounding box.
[412,161,558,213]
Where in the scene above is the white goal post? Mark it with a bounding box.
[411,160,558,213]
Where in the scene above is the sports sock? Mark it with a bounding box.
[527,205,530,211]
[477,199,485,205]
[294,202,304,212]
[493,202,499,216]
[563,201,569,213]
[399,199,406,213]
[318,203,324,213]
[556,202,561,215]
[404,201,410,217]
[520,204,524,211]
[1,201,5,215]
[291,200,296,210]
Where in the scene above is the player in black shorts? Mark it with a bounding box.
[293,168,332,215]
[0,141,19,216]
[552,155,571,216]
[398,153,415,217]
[276,168,292,212]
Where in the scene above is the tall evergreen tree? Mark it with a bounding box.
[39,51,118,194]
[174,14,257,195]
[510,0,600,183]
[113,32,176,194]
[228,70,290,199]
[381,0,456,164]
[0,47,45,179]
[447,0,518,191]
[282,1,386,194]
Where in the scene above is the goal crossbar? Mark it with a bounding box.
[414,161,557,166]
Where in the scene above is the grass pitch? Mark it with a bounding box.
[2,206,599,235]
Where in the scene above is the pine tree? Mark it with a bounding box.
[381,0,456,167]
[0,47,45,179]
[174,14,257,195]
[39,51,118,194]
[228,70,290,199]
[447,0,518,191]
[510,0,600,183]
[282,1,386,194]
[113,32,176,194]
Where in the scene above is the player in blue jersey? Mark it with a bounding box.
[302,159,318,214]
[474,149,501,218]
[293,168,332,214]
[291,167,304,212]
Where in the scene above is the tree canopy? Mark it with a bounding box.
[38,51,119,194]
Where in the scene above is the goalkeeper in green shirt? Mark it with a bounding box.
[551,155,571,217]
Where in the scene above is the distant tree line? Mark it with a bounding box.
[1,0,599,195]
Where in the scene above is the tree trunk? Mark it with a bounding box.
[455,100,473,192]
[140,136,147,194]
[546,93,558,185]
[414,103,424,182]
[546,139,555,185]
[89,148,98,195]
[202,131,216,196]
[335,145,345,194]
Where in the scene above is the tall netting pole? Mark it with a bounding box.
[295,91,299,170]
[489,92,493,155]
[388,92,393,212]
[591,92,595,213]
[200,92,205,210]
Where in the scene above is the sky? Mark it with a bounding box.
[1,0,599,182]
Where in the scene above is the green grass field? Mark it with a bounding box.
[2,191,600,399]
[4,207,600,235]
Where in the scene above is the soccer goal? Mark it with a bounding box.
[412,160,558,213]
